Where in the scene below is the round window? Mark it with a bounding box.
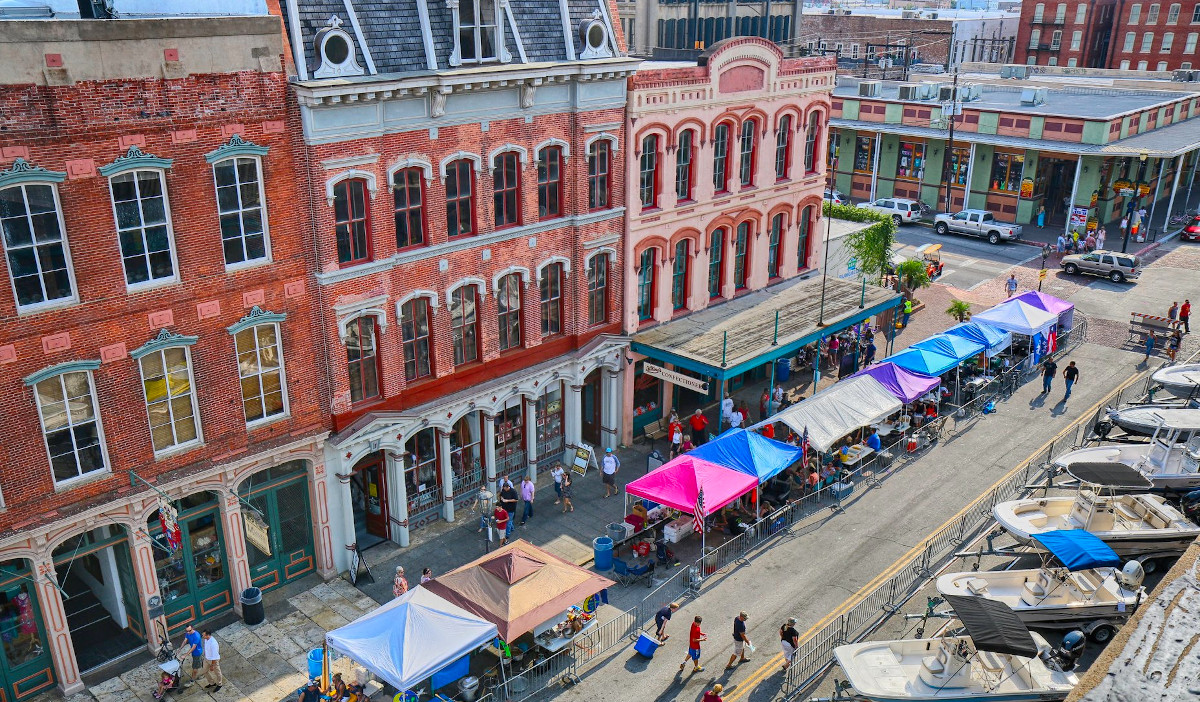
[586,22,607,50]
[323,34,350,64]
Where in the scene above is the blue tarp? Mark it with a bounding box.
[1032,530,1123,571]
[884,346,959,377]
[944,322,1012,357]
[689,428,804,483]
[912,333,986,363]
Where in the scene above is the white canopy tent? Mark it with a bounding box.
[325,586,498,692]
[766,375,903,451]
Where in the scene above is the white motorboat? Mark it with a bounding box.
[831,596,1082,702]
[1053,440,1200,492]
[992,464,1200,558]
[1104,405,1200,438]
[937,530,1145,638]
[1151,364,1200,399]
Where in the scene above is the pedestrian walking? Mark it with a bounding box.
[1005,274,1018,298]
[759,389,770,422]
[772,384,784,408]
[721,396,734,424]
[1182,299,1192,333]
[1169,331,1182,364]
[499,479,519,524]
[392,566,409,598]
[1169,301,1180,320]
[681,434,695,453]
[726,612,752,669]
[729,405,744,429]
[201,629,223,692]
[688,409,709,445]
[1119,216,1129,241]
[601,447,620,498]
[560,472,574,512]
[519,475,535,525]
[864,339,877,367]
[550,462,565,504]
[1037,204,1046,227]
[1056,233,1067,253]
[1062,361,1079,401]
[680,616,706,673]
[1084,232,1096,252]
[1145,333,1156,361]
[178,624,203,687]
[1097,227,1106,249]
[668,415,684,459]
[902,299,913,328]
[493,504,510,545]
[655,602,680,641]
[780,617,800,672]
[1041,358,1058,394]
[702,684,725,702]
[420,567,433,584]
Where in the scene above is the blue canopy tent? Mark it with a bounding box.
[1031,530,1123,571]
[912,334,986,362]
[884,346,959,378]
[944,322,1012,357]
[689,428,804,483]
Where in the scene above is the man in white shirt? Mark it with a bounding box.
[729,407,744,428]
[721,396,734,423]
[201,629,223,691]
[601,448,620,498]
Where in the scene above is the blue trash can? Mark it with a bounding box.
[776,357,791,383]
[593,536,614,571]
[307,648,323,679]
[634,633,660,658]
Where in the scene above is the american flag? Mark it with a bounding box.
[801,426,810,467]
[694,485,707,534]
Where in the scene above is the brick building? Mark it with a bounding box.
[0,6,330,697]
[278,0,638,565]
[1016,0,1200,71]
[616,0,802,56]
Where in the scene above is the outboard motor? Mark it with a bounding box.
[1094,419,1113,441]
[1050,631,1086,672]
[1116,560,1145,591]
[1181,490,1200,524]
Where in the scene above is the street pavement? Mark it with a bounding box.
[892,224,1040,291]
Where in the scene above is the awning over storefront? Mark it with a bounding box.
[973,300,1059,337]
[851,362,941,403]
[688,428,804,483]
[1011,290,1075,330]
[630,276,902,381]
[626,455,759,515]
[944,322,1012,357]
[770,376,902,452]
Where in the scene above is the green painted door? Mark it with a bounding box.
[240,462,315,591]
[0,561,54,701]
[151,499,232,637]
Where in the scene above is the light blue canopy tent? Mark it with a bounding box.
[689,427,804,483]
[945,322,1012,357]
[912,333,986,363]
[884,346,959,378]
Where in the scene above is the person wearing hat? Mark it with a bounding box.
[297,678,321,702]
[601,447,621,498]
[702,684,724,702]
[726,611,752,669]
[780,617,800,671]
[392,566,408,598]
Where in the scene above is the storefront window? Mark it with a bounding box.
[828,129,840,167]
[153,496,227,608]
[0,562,42,669]
[535,382,565,462]
[990,152,1025,193]
[632,361,663,431]
[948,148,970,186]
[853,136,873,172]
[450,413,483,494]
[405,428,440,514]
[494,397,526,479]
[896,141,925,180]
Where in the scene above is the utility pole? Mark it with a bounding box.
[942,70,960,214]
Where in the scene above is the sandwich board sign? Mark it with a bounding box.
[569,443,597,477]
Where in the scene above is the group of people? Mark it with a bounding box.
[1054,227,1105,254]
[391,565,434,597]
[166,625,224,696]
[296,672,369,702]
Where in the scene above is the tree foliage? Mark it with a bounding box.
[896,258,931,296]
[827,202,897,284]
[946,299,972,322]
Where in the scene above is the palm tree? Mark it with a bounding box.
[895,259,931,301]
[946,299,972,322]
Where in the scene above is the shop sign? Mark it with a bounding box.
[1118,188,1136,197]
[1113,179,1132,192]
[1138,184,1152,196]
[1019,177,1034,199]
[158,499,182,553]
[642,363,709,394]
[1069,206,1089,228]
[243,511,272,556]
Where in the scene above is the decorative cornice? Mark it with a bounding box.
[23,359,101,387]
[226,306,288,335]
[204,135,270,164]
[0,158,66,189]
[129,328,198,360]
[98,146,174,177]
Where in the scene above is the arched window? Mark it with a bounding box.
[139,345,200,453]
[671,239,690,310]
[588,140,611,210]
[767,214,783,279]
[733,222,749,290]
[637,248,657,321]
[235,322,288,424]
[537,147,563,219]
[497,273,522,350]
[739,119,757,186]
[493,152,521,228]
[450,285,480,366]
[400,298,433,381]
[775,115,793,181]
[334,178,371,264]
[31,368,106,484]
[708,228,725,299]
[713,122,732,193]
[446,159,476,237]
[540,263,563,336]
[798,205,814,270]
[1032,3,1044,22]
[587,254,609,325]
[346,315,381,403]
[804,112,821,174]
[639,135,660,209]
[676,129,695,201]
[393,167,426,249]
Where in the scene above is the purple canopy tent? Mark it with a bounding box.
[1011,290,1074,330]
[851,362,941,403]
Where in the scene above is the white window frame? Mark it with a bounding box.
[1141,32,1156,52]
[1138,60,1150,69]
[1158,60,1169,70]
[1124,31,1137,51]
[1186,32,1199,53]
[212,156,271,271]
[1030,28,1042,48]
[1050,30,1063,49]
[234,322,289,427]
[1054,3,1066,23]
[1168,3,1181,24]
[108,168,179,291]
[1075,4,1087,24]
[1068,58,1078,67]
[1070,30,1083,51]
[138,346,202,455]
[1121,59,1132,69]
[1148,3,1161,24]
[456,0,501,64]
[32,369,109,487]
[1193,5,1200,23]
[0,181,78,313]
[1162,32,1175,51]
[1130,3,1143,24]
[1033,3,1044,22]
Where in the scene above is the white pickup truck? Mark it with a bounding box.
[933,209,1023,245]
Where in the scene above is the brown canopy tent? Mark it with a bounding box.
[423,540,615,641]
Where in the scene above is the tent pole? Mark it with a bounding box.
[716,377,725,434]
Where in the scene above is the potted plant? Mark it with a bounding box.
[946,299,971,322]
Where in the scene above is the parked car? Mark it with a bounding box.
[1183,214,1200,242]
[933,209,1023,245]
[824,188,849,205]
[1059,250,1142,283]
[860,197,921,226]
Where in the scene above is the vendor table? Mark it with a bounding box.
[841,444,874,466]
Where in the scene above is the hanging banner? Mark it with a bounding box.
[243,511,272,556]
[158,499,182,552]
[1069,206,1089,228]
[642,363,709,394]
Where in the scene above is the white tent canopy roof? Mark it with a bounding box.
[768,375,903,452]
[325,586,497,691]
[971,300,1058,337]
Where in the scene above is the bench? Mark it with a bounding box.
[641,419,667,444]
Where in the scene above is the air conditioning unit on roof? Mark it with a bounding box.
[859,80,882,97]
[1000,64,1031,79]
[1020,87,1048,105]
[896,83,921,101]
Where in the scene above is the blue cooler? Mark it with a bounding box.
[831,481,854,500]
[634,633,661,658]
[306,648,323,679]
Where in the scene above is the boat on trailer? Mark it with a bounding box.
[829,595,1082,701]
[992,463,1200,559]
[1151,364,1200,399]
[1058,412,1200,491]
[1104,405,1200,439]
[937,530,1144,642]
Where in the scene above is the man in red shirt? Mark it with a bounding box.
[493,506,509,546]
[688,410,709,446]
[680,615,706,673]
[1182,299,1192,334]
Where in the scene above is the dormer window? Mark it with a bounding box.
[459,0,499,63]
[313,16,364,79]
[580,15,613,59]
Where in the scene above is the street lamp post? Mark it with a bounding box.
[1122,151,1149,253]
[818,152,837,326]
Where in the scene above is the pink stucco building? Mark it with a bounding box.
[621,38,836,443]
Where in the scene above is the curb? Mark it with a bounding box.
[1134,227,1181,257]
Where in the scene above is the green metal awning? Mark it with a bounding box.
[631,276,902,381]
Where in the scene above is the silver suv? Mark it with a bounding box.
[860,198,921,226]
[1059,250,1142,283]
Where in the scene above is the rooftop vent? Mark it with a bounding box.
[859,80,881,97]
[1020,87,1047,105]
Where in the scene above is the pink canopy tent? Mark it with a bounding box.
[625,455,758,517]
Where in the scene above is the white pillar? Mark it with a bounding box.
[332,455,357,560]
[215,496,250,614]
[483,414,498,484]
[31,552,84,696]
[525,397,539,481]
[869,131,882,201]
[603,368,622,451]
[1164,156,1185,230]
[308,460,338,579]
[438,431,455,523]
[962,142,977,210]
[1148,158,1167,235]
[386,451,410,547]
[1065,156,1082,236]
[565,383,583,448]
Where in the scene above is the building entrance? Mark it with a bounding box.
[148,492,233,637]
[238,461,315,591]
[0,560,54,700]
[349,453,389,549]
